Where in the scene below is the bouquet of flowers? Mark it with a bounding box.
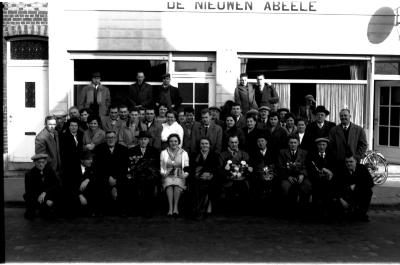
[127,155,158,181]
[262,165,275,181]
[225,160,252,180]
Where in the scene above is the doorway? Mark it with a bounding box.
[290,83,316,115]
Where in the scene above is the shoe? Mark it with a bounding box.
[173,212,179,218]
[167,212,173,217]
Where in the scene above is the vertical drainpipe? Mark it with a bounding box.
[368,56,375,150]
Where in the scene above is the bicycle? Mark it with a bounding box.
[360,150,389,185]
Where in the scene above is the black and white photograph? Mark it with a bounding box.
[2,0,400,262]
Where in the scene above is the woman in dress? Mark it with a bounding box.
[83,115,105,151]
[160,110,184,150]
[160,133,189,217]
[190,137,219,218]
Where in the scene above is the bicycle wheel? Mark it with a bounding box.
[363,153,388,185]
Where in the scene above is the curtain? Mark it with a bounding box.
[316,84,365,126]
[273,83,291,109]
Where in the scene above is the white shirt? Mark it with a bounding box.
[81,164,86,174]
[161,121,184,148]
[298,132,305,144]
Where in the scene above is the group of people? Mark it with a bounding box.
[24,71,374,222]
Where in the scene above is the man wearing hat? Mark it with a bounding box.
[257,105,271,130]
[24,154,61,219]
[277,108,290,128]
[302,105,336,152]
[307,137,336,217]
[209,106,224,128]
[78,72,111,118]
[254,74,280,109]
[119,131,160,217]
[298,94,316,124]
[154,73,182,111]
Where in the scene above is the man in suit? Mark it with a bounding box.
[101,105,124,135]
[154,73,182,111]
[35,115,62,179]
[24,154,61,220]
[93,130,129,215]
[79,72,111,118]
[231,102,247,129]
[191,108,223,154]
[128,71,153,109]
[254,74,279,108]
[234,73,258,113]
[297,94,316,124]
[257,105,270,131]
[329,109,368,164]
[302,105,336,152]
[121,131,160,217]
[144,107,163,150]
[336,152,374,221]
[278,134,311,214]
[307,138,336,216]
[182,106,201,153]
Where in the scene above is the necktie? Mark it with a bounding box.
[204,126,208,136]
[74,135,78,146]
[93,87,98,105]
[320,152,324,159]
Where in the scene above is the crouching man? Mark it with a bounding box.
[24,154,61,220]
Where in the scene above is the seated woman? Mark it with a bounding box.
[24,154,61,219]
[190,137,219,219]
[161,110,184,150]
[160,133,189,217]
[83,115,105,151]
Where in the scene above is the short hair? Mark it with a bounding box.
[269,111,279,118]
[129,107,139,113]
[159,104,168,110]
[145,106,155,112]
[166,110,177,119]
[118,104,128,110]
[109,104,119,111]
[66,117,80,128]
[105,130,117,136]
[201,108,210,115]
[167,133,181,144]
[288,134,300,142]
[87,115,101,124]
[138,106,146,112]
[225,114,235,120]
[296,118,306,125]
[340,108,351,115]
[199,137,211,145]
[79,108,92,115]
[137,71,145,76]
[44,115,56,125]
[228,135,239,142]
[285,112,296,121]
[256,73,265,78]
[69,106,79,112]
[231,102,241,108]
[246,113,257,121]
[240,73,248,78]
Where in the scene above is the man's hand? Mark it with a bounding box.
[297,174,304,184]
[86,143,95,151]
[322,168,333,181]
[109,176,117,187]
[350,184,356,191]
[80,179,90,192]
[111,187,118,200]
[38,192,46,204]
[288,176,297,184]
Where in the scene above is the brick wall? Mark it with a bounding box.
[2,2,48,154]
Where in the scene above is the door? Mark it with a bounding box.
[171,77,216,120]
[7,64,48,162]
[374,81,400,163]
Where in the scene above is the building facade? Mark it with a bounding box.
[3,0,400,170]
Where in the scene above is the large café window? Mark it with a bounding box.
[241,57,368,125]
[74,59,167,106]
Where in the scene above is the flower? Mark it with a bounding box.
[234,166,240,172]
[227,160,233,165]
[240,160,247,166]
[263,166,269,172]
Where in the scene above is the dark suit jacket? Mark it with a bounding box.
[191,151,219,179]
[218,149,250,181]
[336,163,374,194]
[329,123,368,162]
[243,127,268,155]
[278,148,308,180]
[191,122,223,154]
[35,128,62,176]
[254,84,279,107]
[234,115,247,129]
[306,151,335,183]
[182,121,201,153]
[60,130,84,184]
[222,126,246,151]
[302,121,336,152]
[128,82,153,108]
[250,148,274,173]
[93,143,129,184]
[234,84,258,113]
[24,164,60,203]
[145,120,163,150]
[154,85,182,111]
[266,125,288,162]
[128,145,160,168]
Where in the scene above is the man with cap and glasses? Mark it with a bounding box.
[24,154,61,220]
[79,72,111,118]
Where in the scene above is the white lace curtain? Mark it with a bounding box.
[316,84,365,126]
[273,83,291,109]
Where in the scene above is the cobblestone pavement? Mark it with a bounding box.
[5,207,400,263]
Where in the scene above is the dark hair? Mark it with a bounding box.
[296,118,306,125]
[269,111,279,118]
[109,104,119,111]
[225,114,235,120]
[118,104,128,110]
[285,112,296,122]
[240,73,248,78]
[184,106,195,114]
[288,134,300,142]
[166,110,177,120]
[129,107,140,113]
[228,134,239,142]
[246,112,257,121]
[145,106,155,112]
[79,108,92,115]
[66,117,80,128]
[167,133,181,145]
[44,115,56,125]
[105,130,117,136]
[199,137,211,145]
[87,115,101,125]
[201,108,210,115]
[232,102,241,108]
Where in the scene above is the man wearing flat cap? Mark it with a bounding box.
[24,154,61,219]
[298,94,316,124]
[302,105,336,153]
[257,105,271,130]
[307,137,336,217]
[154,73,182,111]
[79,72,111,118]
[119,131,160,217]
[209,106,224,128]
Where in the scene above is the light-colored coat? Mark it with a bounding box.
[35,128,61,175]
[234,84,258,113]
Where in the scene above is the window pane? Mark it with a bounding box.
[391,107,400,126]
[175,61,213,72]
[74,60,167,82]
[375,62,400,75]
[11,40,48,60]
[390,127,399,147]
[195,83,209,102]
[379,107,389,125]
[177,83,193,103]
[380,86,389,105]
[242,58,367,80]
[25,82,35,108]
[379,126,388,145]
[391,86,400,105]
